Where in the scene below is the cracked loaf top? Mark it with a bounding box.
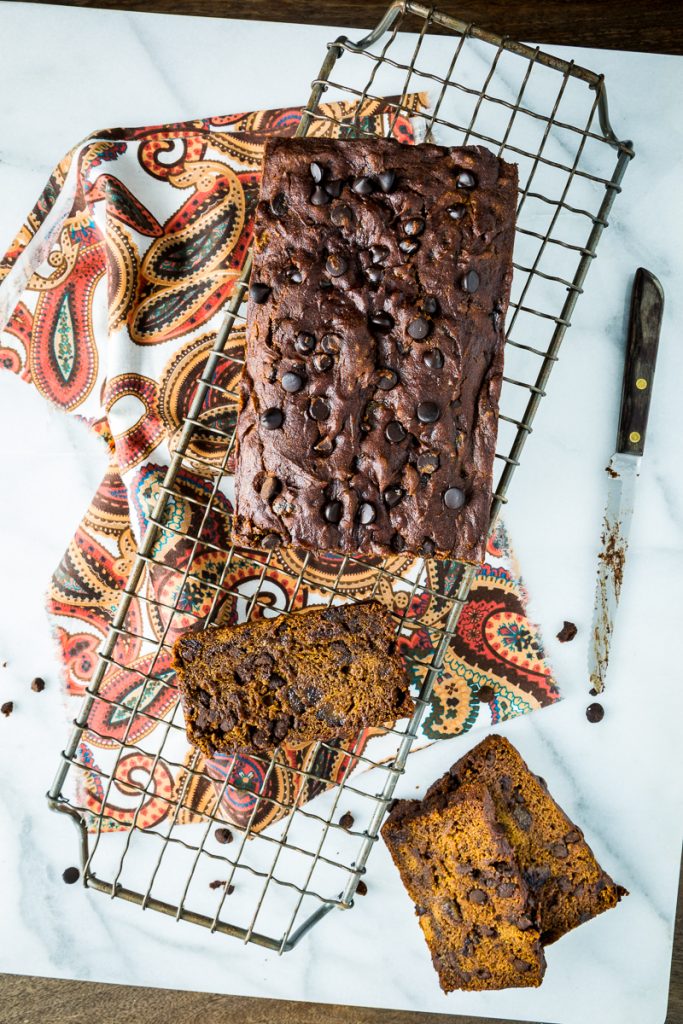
[233,137,517,562]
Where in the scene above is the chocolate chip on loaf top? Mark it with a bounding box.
[233,137,517,562]
[172,600,413,756]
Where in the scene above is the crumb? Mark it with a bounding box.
[556,621,577,643]
[475,685,495,703]
[356,880,368,896]
[1,701,13,717]
[339,811,354,830]
[209,879,234,893]
[31,677,46,693]
[62,866,80,884]
[214,827,233,844]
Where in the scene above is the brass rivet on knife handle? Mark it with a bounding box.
[615,267,664,457]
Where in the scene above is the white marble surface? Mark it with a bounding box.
[0,3,682,1022]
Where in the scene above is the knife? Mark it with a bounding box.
[588,268,664,695]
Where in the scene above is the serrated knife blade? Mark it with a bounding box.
[588,268,664,694]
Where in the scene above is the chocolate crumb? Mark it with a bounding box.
[556,621,577,643]
[355,880,368,896]
[209,880,235,893]
[214,827,233,845]
[62,867,80,885]
[31,677,46,693]
[475,685,495,703]
[1,701,13,717]
[339,811,354,830]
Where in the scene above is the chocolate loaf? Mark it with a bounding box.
[233,137,517,561]
[172,600,413,756]
[382,782,546,992]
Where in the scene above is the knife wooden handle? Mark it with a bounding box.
[616,268,664,456]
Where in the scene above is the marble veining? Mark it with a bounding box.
[0,4,681,1023]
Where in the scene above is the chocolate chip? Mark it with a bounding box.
[420,538,436,557]
[515,916,535,931]
[272,714,292,741]
[352,175,375,195]
[269,192,288,217]
[512,805,533,831]
[467,889,487,904]
[462,269,480,293]
[313,437,335,456]
[260,533,281,550]
[259,475,281,503]
[497,882,517,898]
[295,331,316,355]
[551,841,569,859]
[378,169,396,192]
[376,368,398,390]
[330,203,354,227]
[444,486,465,509]
[62,866,80,885]
[287,687,306,714]
[269,673,287,689]
[557,620,577,643]
[407,316,430,340]
[391,533,405,553]
[565,830,582,844]
[423,348,444,370]
[312,353,333,372]
[330,640,351,663]
[310,185,331,206]
[369,311,394,333]
[326,253,348,277]
[309,397,330,420]
[272,495,295,516]
[219,713,236,732]
[214,826,233,845]
[403,217,425,237]
[369,244,389,264]
[357,502,376,525]
[249,282,271,304]
[417,401,440,424]
[310,161,324,183]
[1,701,13,717]
[456,170,477,189]
[355,880,368,896]
[287,266,303,284]
[423,296,439,315]
[586,702,604,723]
[383,486,404,509]
[253,727,274,749]
[31,677,46,693]
[323,500,343,524]
[261,407,283,430]
[513,959,531,973]
[475,684,495,702]
[325,178,343,197]
[339,811,354,830]
[399,239,419,256]
[366,267,383,287]
[385,421,406,444]
[321,334,340,353]
[281,371,304,393]
[304,685,323,706]
[448,203,466,219]
[417,452,439,474]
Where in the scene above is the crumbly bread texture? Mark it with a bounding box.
[382,782,546,992]
[172,600,413,756]
[424,735,627,944]
[233,136,517,562]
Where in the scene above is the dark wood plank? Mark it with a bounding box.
[22,0,683,54]
[1,866,680,1024]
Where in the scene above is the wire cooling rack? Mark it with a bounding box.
[47,0,633,953]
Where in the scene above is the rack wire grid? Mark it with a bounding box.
[47,0,633,953]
